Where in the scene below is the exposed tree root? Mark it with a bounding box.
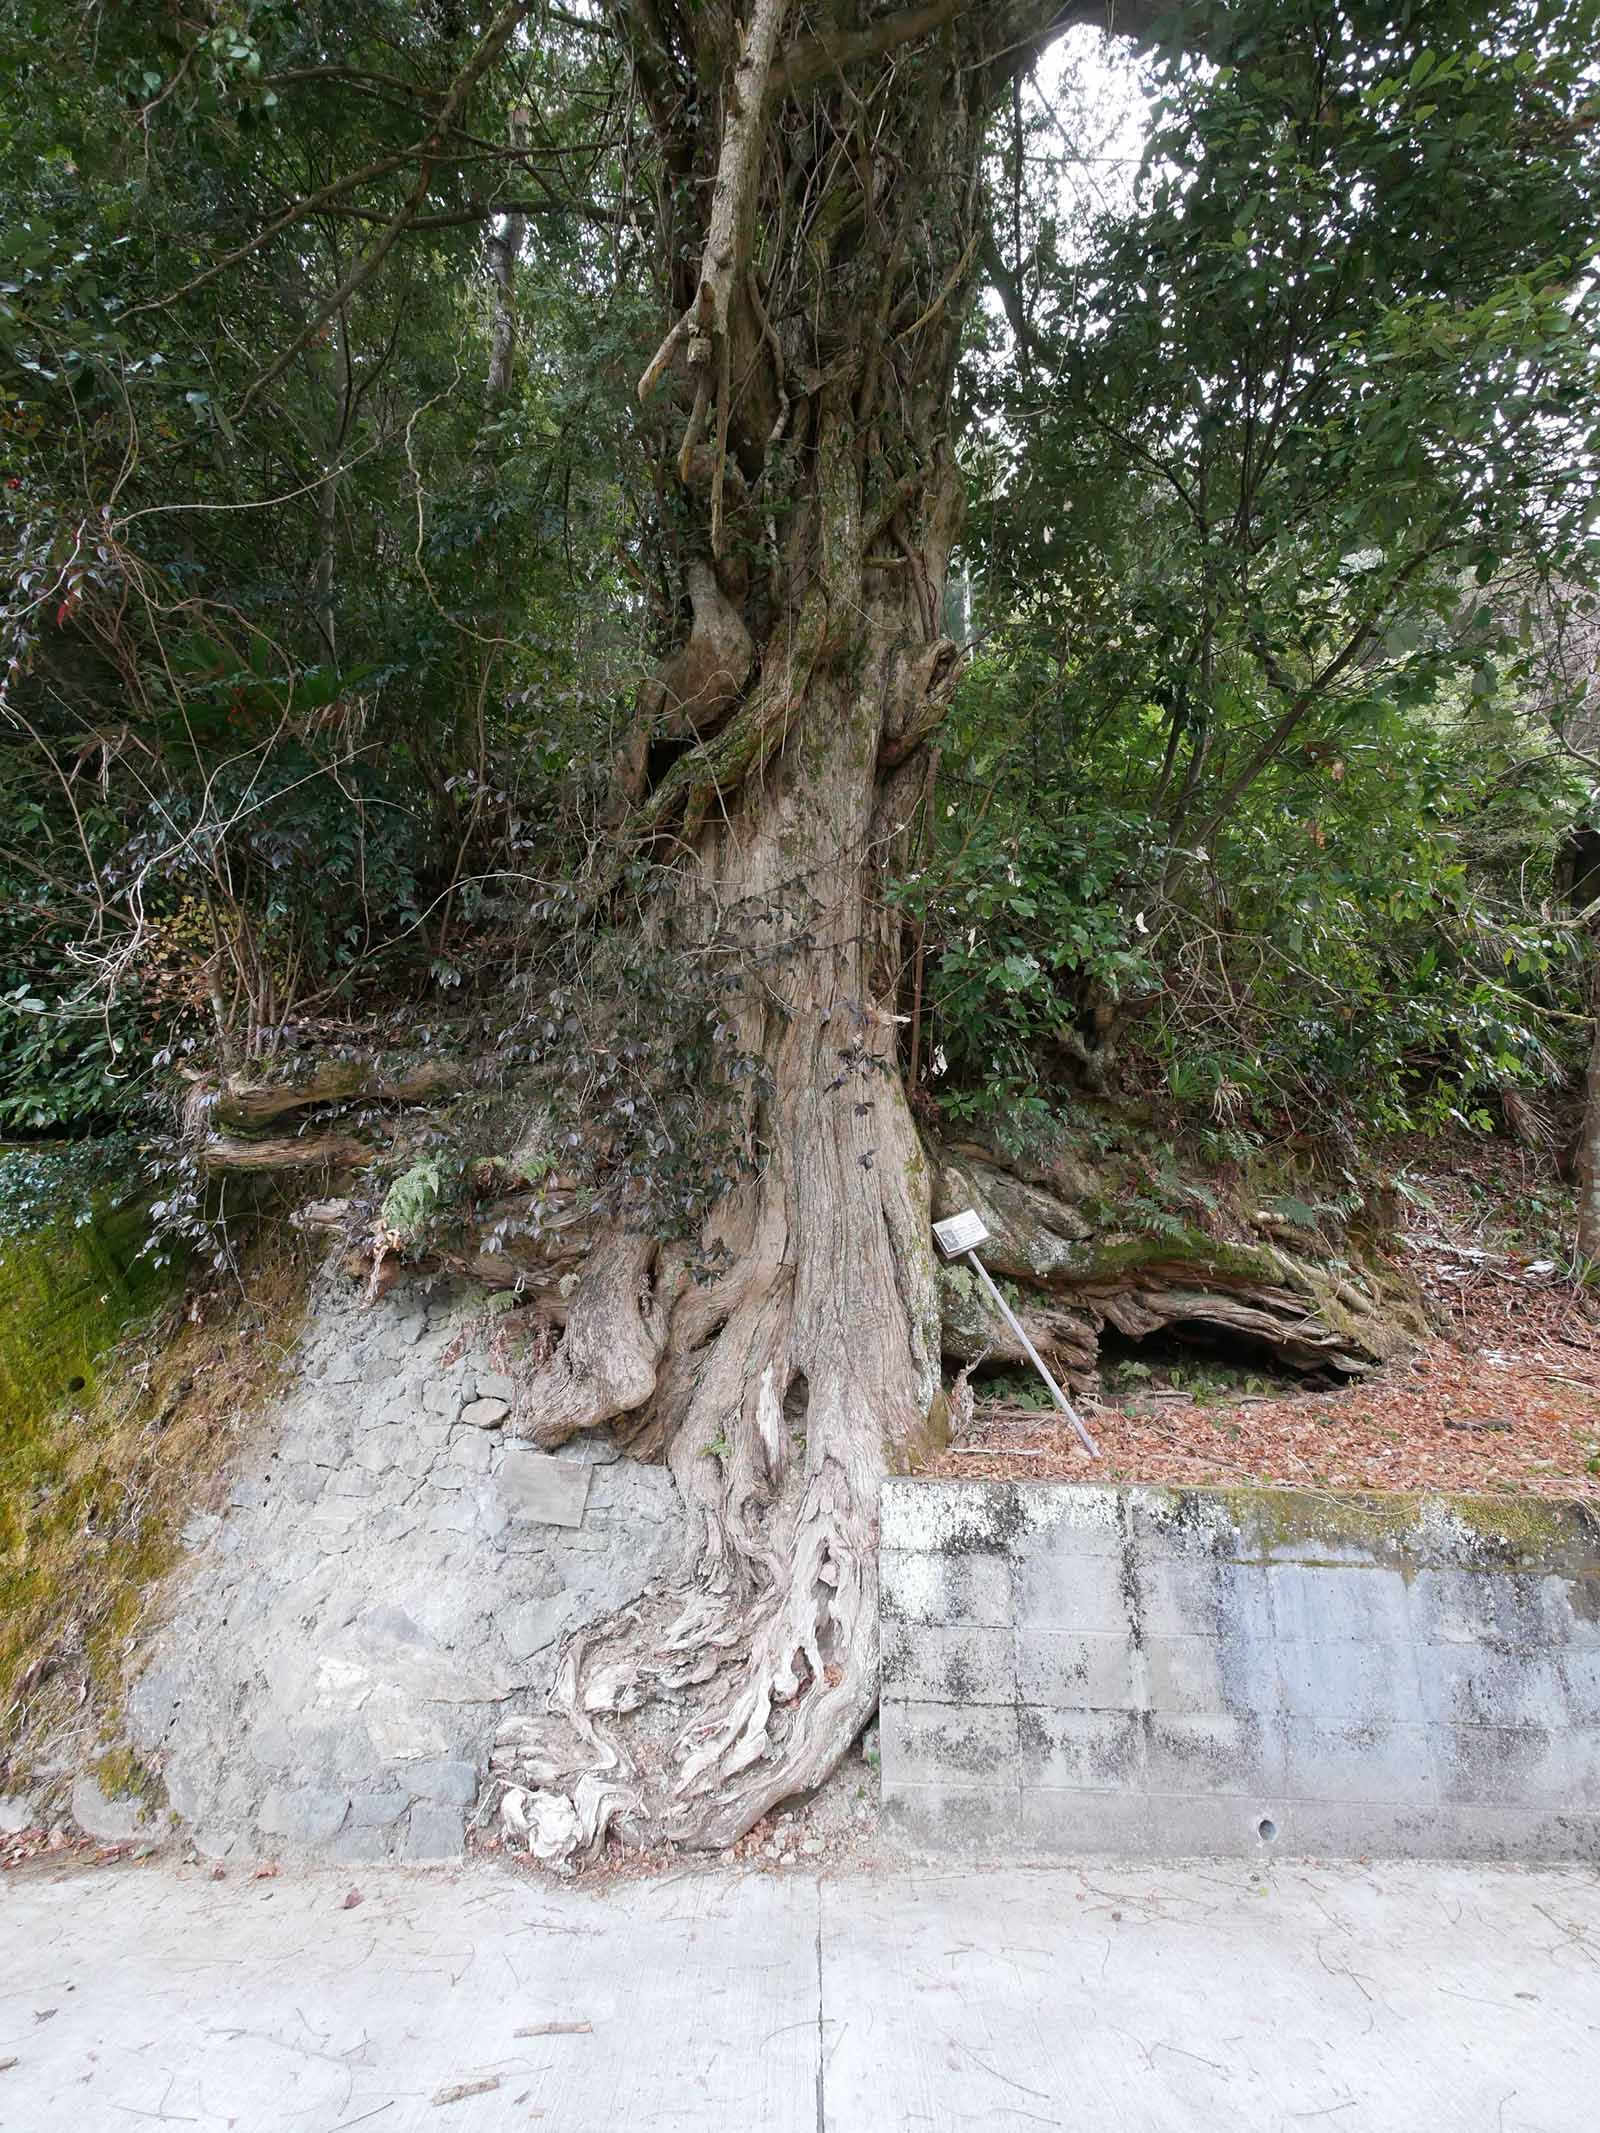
[489,990,941,1861]
[481,1112,1417,1864]
[519,1232,675,1446]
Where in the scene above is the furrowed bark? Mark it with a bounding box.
[490,0,1168,1864]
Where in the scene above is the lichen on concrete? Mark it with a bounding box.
[880,1478,1600,1863]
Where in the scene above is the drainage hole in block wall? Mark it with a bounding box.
[1257,1817,1277,1842]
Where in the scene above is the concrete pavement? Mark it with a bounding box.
[0,1854,1596,2130]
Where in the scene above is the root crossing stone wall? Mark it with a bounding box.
[880,1481,1600,1861]
[93,1267,681,1863]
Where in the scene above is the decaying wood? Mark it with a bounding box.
[931,1146,1414,1393]
[201,1132,379,1172]
[186,1057,469,1176]
[289,1197,352,1230]
[203,1058,466,1131]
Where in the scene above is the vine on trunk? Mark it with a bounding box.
[479,1,1161,1862]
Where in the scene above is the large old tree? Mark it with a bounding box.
[479,0,1163,1856]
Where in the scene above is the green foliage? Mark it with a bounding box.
[0,0,653,1131]
[0,1136,141,1241]
[498,867,779,1244]
[0,984,142,1133]
[378,1159,448,1247]
[973,1367,1056,1412]
[929,0,1600,1134]
[0,0,1595,1199]
[893,767,1154,1102]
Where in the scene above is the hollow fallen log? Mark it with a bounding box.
[932,1148,1421,1390]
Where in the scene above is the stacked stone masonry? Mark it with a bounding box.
[880,1481,1600,1860]
[85,1266,682,1863]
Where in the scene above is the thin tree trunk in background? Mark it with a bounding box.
[310,309,354,665]
[486,105,531,407]
[314,467,338,664]
[1578,941,1600,1262]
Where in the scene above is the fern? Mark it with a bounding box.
[1125,1195,1193,1243]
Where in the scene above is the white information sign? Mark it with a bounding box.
[933,1209,990,1258]
[929,1205,1099,1459]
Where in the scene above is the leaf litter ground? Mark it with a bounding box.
[932,1139,1600,1498]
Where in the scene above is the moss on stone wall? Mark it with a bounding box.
[0,1192,177,1436]
[0,1214,308,1775]
[87,1744,162,1806]
[1184,1483,1600,1572]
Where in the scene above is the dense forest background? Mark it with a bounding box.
[3,0,1598,1244]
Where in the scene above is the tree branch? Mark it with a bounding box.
[770,0,1165,100]
[771,0,965,97]
[131,0,540,328]
[1191,545,1446,858]
[200,1132,379,1172]
[202,1058,467,1132]
[638,0,791,404]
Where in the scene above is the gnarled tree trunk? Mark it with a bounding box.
[490,0,1154,1861]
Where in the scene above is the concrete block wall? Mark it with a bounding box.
[880,1481,1600,1860]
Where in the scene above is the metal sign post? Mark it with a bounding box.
[933,1210,1100,1458]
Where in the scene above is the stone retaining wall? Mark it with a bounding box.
[79,1265,681,1864]
[880,1481,1600,1860]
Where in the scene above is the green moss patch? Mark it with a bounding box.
[0,1225,309,1768]
[1159,1483,1600,1574]
[88,1744,161,1806]
[0,1188,178,1434]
